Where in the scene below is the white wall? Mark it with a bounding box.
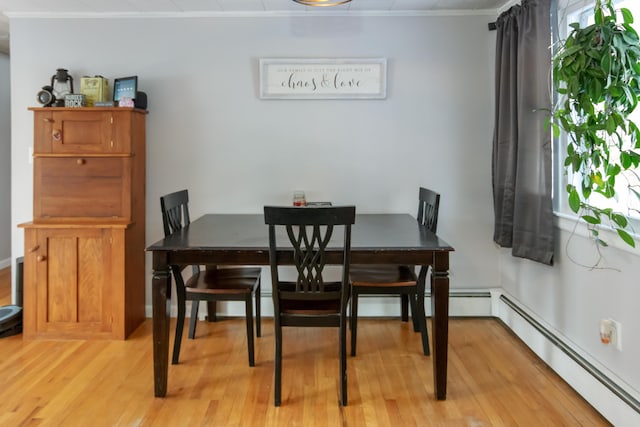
[9,14,499,296]
[0,52,10,268]
[499,224,640,404]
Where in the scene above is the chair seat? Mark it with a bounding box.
[186,267,261,295]
[350,265,416,287]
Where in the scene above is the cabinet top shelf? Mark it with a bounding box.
[19,219,134,229]
[28,107,148,114]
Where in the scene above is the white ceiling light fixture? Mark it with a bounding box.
[293,0,352,6]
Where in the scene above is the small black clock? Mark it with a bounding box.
[37,85,55,107]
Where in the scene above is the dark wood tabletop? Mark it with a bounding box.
[147,213,454,400]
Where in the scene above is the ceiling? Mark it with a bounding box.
[0,0,512,55]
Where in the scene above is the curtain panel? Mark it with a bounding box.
[492,0,554,265]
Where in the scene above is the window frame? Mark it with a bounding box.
[552,0,640,247]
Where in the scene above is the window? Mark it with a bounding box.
[555,0,640,225]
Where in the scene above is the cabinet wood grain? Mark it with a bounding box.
[20,107,146,339]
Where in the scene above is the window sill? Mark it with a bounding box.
[554,212,640,255]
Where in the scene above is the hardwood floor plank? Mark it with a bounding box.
[0,318,611,427]
[0,268,611,426]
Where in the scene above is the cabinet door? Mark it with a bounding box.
[34,157,131,220]
[25,228,114,338]
[33,110,130,154]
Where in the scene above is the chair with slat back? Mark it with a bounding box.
[160,189,262,366]
[264,205,356,406]
[349,187,440,357]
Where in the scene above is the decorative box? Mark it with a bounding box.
[80,76,109,107]
[64,94,87,108]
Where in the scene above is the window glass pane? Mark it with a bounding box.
[556,0,640,221]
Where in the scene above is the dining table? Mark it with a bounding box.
[146,212,454,400]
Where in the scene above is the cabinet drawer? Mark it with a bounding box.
[34,157,131,220]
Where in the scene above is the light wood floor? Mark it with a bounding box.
[0,268,610,426]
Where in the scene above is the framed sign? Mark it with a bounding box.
[259,58,387,99]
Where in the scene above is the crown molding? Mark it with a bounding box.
[3,9,500,20]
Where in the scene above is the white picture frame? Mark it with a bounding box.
[259,58,387,99]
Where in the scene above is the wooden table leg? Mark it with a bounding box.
[431,252,450,400]
[152,266,171,397]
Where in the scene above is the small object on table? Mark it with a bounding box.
[293,191,306,206]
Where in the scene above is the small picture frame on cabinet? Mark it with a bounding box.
[118,97,135,108]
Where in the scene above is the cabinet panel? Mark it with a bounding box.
[25,227,114,338]
[34,157,131,220]
[32,110,132,154]
[54,111,110,153]
[35,111,111,153]
[33,110,54,153]
[78,236,105,323]
[46,235,79,323]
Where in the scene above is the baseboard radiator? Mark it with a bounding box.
[500,294,640,418]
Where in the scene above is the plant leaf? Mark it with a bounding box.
[617,229,636,247]
[612,213,628,228]
[556,45,584,60]
[582,215,600,224]
[595,7,603,25]
[569,187,581,213]
[621,8,634,25]
[621,151,632,168]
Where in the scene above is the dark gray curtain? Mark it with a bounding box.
[492,0,554,265]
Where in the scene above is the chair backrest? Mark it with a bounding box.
[417,187,440,233]
[264,206,356,314]
[160,189,197,277]
[160,189,191,237]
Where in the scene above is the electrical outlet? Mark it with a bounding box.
[600,318,622,351]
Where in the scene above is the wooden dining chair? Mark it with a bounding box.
[349,187,440,357]
[160,189,262,366]
[264,205,356,406]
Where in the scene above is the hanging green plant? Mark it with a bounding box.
[551,0,640,248]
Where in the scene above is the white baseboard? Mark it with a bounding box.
[495,291,640,427]
[144,289,640,425]
[144,289,494,319]
[0,257,10,270]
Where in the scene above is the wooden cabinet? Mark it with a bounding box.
[20,108,146,340]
